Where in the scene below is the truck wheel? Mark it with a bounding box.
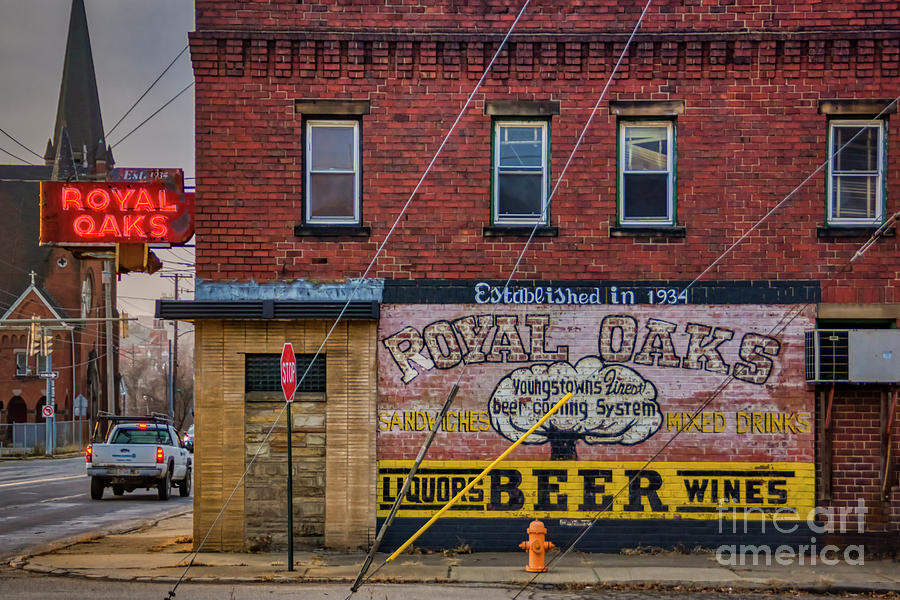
[112,485,124,496]
[178,467,192,497]
[90,477,104,500]
[158,470,171,501]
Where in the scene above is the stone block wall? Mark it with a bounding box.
[244,394,326,550]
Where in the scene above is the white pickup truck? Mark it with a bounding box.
[86,414,192,501]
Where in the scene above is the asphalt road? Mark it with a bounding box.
[0,459,892,599]
[0,567,891,600]
[0,456,190,561]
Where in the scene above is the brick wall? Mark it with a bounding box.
[196,1,900,33]
[818,386,900,533]
[191,2,899,304]
[190,1,900,550]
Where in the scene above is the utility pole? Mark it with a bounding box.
[45,352,54,455]
[168,338,174,420]
[173,274,179,425]
[103,261,115,414]
[42,330,54,456]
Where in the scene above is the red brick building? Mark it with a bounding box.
[164,1,900,553]
[0,0,117,435]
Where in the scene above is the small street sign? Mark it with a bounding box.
[280,343,297,403]
[38,371,59,379]
[41,405,55,419]
[74,394,88,417]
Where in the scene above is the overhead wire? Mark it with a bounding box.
[350,37,900,600]
[511,212,894,598]
[110,82,194,150]
[681,96,900,296]
[0,145,35,165]
[157,10,899,600]
[105,45,190,139]
[351,0,656,592]
[506,95,900,596]
[0,126,44,160]
[167,3,536,598]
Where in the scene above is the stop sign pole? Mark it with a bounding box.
[280,343,297,572]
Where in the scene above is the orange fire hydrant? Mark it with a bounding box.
[519,519,555,572]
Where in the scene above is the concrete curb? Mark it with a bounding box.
[8,506,191,569]
[9,511,899,595]
[13,558,900,595]
[0,452,83,462]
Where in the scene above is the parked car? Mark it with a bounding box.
[182,425,194,452]
[86,413,191,501]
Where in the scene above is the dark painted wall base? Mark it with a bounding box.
[376,517,821,553]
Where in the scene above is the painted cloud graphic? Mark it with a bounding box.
[488,356,662,458]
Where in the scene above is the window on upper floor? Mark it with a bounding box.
[15,351,29,377]
[618,120,675,227]
[305,120,360,225]
[493,120,550,226]
[36,353,49,375]
[827,120,885,226]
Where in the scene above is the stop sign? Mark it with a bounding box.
[280,343,297,403]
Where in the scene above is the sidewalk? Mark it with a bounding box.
[10,511,900,594]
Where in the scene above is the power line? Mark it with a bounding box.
[0,126,43,160]
[109,82,194,150]
[0,145,34,165]
[168,0,536,594]
[159,16,899,600]
[106,45,190,139]
[353,0,655,591]
[681,97,900,295]
[511,232,891,597]
[508,96,900,594]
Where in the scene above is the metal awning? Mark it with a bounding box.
[155,300,379,321]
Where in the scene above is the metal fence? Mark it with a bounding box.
[0,419,91,456]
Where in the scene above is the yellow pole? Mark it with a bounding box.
[386,392,574,562]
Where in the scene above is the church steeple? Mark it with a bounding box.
[51,0,109,175]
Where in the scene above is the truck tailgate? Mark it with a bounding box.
[92,444,160,467]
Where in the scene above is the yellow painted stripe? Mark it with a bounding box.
[378,459,816,520]
[386,392,574,562]
[0,474,86,488]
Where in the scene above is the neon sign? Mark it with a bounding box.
[40,180,193,246]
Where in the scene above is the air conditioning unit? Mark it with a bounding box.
[805,329,900,383]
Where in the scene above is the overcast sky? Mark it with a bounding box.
[0,0,195,320]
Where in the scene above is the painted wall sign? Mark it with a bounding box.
[377,304,815,521]
[380,280,822,306]
[39,180,193,246]
[377,460,815,520]
[383,312,782,387]
[474,282,690,305]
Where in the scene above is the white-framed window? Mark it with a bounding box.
[827,120,885,225]
[493,121,549,225]
[15,351,29,376]
[36,353,50,375]
[618,121,675,226]
[305,120,360,225]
